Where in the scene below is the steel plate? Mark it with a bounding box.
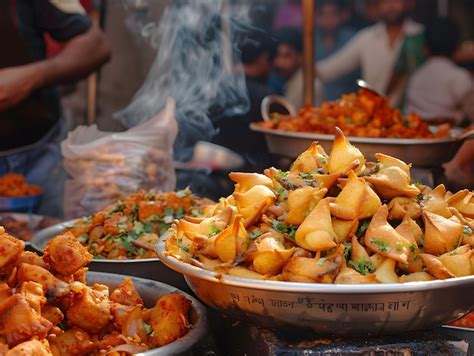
[250,124,474,167]
[87,272,208,355]
[31,220,189,291]
[156,238,474,336]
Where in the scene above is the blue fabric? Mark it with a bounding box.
[268,72,286,96]
[315,26,361,101]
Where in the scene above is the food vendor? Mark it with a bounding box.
[0,0,110,214]
[315,0,424,107]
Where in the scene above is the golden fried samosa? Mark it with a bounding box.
[233,185,276,226]
[422,211,463,255]
[285,186,327,225]
[420,253,455,280]
[375,258,398,284]
[281,245,343,283]
[421,184,452,218]
[334,267,377,284]
[438,245,472,277]
[295,199,337,252]
[332,219,359,243]
[365,153,419,199]
[229,172,274,193]
[251,235,294,275]
[447,190,474,219]
[364,205,410,263]
[388,196,421,220]
[214,216,249,263]
[330,171,381,219]
[328,128,365,175]
[398,272,435,283]
[290,141,329,174]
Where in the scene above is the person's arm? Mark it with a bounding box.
[315,31,364,82]
[0,24,110,110]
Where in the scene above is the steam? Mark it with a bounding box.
[115,0,252,161]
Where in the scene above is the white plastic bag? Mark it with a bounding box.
[61,97,177,218]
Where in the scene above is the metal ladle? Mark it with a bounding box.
[356,79,384,97]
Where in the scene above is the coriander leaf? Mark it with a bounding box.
[409,242,417,253]
[349,258,375,275]
[396,241,404,252]
[272,220,297,240]
[178,238,190,253]
[209,223,221,237]
[356,219,371,238]
[144,322,153,335]
[248,229,262,240]
[93,255,106,260]
[371,238,391,253]
[77,234,88,243]
[416,194,425,202]
[343,241,352,259]
[175,207,186,219]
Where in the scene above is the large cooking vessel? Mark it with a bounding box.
[156,238,474,336]
[250,123,474,167]
[87,272,208,355]
[31,221,189,291]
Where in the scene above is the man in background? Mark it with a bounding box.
[272,27,322,108]
[212,31,276,171]
[315,0,359,101]
[316,0,423,107]
[406,18,474,189]
[0,0,110,215]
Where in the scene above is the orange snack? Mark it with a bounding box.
[259,89,449,139]
[0,174,43,198]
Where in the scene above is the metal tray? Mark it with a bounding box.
[156,238,474,336]
[250,124,474,167]
[31,220,190,292]
[87,272,208,355]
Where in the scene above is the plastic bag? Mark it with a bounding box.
[61,97,177,218]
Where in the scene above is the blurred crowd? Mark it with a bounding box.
[213,0,474,187]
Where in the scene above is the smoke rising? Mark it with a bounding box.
[115,0,253,161]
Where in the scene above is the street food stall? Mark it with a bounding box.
[0,0,473,355]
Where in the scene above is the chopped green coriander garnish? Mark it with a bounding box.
[371,238,391,253]
[349,258,375,275]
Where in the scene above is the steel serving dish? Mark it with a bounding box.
[87,271,208,355]
[250,124,474,167]
[31,220,190,292]
[157,238,474,336]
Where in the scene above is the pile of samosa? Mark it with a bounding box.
[165,128,474,284]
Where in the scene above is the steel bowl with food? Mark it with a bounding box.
[0,228,207,355]
[0,173,43,212]
[31,189,213,291]
[158,129,474,335]
[253,90,474,166]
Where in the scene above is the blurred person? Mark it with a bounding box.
[212,31,277,171]
[316,0,424,107]
[272,27,322,108]
[406,18,474,125]
[405,18,474,189]
[0,0,110,215]
[315,0,359,101]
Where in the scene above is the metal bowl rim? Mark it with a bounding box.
[86,271,208,355]
[250,123,465,145]
[31,219,161,263]
[157,239,474,294]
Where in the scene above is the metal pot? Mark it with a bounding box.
[156,238,474,336]
[87,272,208,355]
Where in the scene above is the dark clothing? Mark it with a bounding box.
[212,75,275,171]
[0,0,91,150]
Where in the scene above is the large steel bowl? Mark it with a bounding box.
[87,272,208,355]
[250,124,474,167]
[31,220,189,292]
[156,239,474,336]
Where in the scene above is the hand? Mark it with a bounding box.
[0,65,42,110]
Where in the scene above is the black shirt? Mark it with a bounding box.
[0,0,91,150]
